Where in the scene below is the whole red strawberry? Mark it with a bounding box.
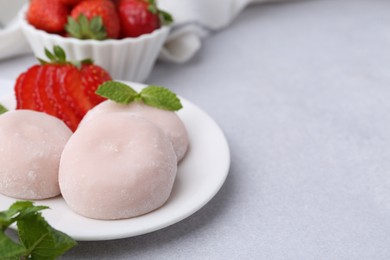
[118,0,173,38]
[67,0,120,39]
[27,0,69,33]
[15,46,112,131]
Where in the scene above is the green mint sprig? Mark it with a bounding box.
[0,201,77,259]
[96,81,183,111]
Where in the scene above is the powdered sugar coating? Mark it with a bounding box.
[59,113,177,220]
[81,101,189,161]
[0,110,72,199]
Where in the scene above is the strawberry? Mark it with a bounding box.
[58,0,83,6]
[27,0,69,33]
[15,46,111,131]
[66,0,120,39]
[118,0,173,38]
[80,63,111,106]
[15,66,40,110]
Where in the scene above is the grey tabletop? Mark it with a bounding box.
[1,0,390,259]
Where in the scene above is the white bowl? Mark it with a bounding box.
[18,4,170,82]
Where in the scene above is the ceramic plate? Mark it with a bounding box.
[0,80,230,241]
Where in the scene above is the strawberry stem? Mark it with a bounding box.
[146,0,173,25]
[37,46,95,68]
[65,14,108,40]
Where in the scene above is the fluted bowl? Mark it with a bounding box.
[18,4,169,82]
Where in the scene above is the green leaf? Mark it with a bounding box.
[90,16,102,32]
[79,14,89,37]
[44,48,55,62]
[147,5,158,14]
[159,10,174,25]
[17,213,76,260]
[65,17,80,38]
[0,201,76,259]
[0,103,7,115]
[53,46,67,63]
[39,46,69,65]
[140,85,182,111]
[65,14,107,40]
[0,232,26,259]
[96,81,139,104]
[95,81,183,111]
[0,201,48,231]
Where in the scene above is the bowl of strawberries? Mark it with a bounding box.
[18,0,173,83]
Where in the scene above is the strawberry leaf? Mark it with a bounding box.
[53,46,66,63]
[44,48,56,62]
[40,46,71,65]
[159,10,174,25]
[65,14,107,40]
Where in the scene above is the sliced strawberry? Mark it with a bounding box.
[36,65,61,117]
[15,65,41,110]
[56,66,83,131]
[14,46,113,131]
[80,64,111,106]
[33,66,48,112]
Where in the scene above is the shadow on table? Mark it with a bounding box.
[65,161,238,258]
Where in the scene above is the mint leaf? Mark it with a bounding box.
[0,103,8,115]
[0,201,48,231]
[0,201,77,259]
[96,81,139,104]
[95,81,183,111]
[140,85,182,111]
[0,232,26,259]
[18,213,76,260]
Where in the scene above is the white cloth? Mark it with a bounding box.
[159,0,285,63]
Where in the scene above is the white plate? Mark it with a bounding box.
[0,80,230,241]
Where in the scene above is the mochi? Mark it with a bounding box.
[59,113,177,220]
[81,101,189,161]
[0,110,72,199]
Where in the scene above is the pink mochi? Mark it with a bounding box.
[0,110,72,199]
[81,101,189,161]
[59,113,177,220]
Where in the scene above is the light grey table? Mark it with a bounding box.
[1,0,390,259]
